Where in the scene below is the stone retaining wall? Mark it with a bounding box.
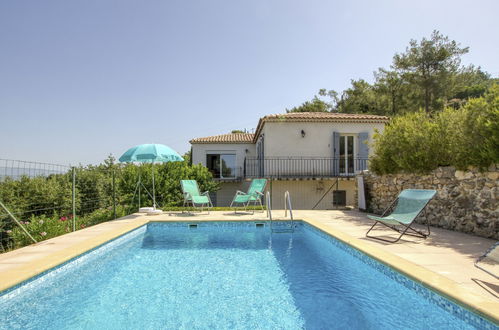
[360,166,498,239]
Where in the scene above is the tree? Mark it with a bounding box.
[286,89,338,113]
[373,69,408,115]
[336,79,380,114]
[393,30,469,113]
[447,65,493,108]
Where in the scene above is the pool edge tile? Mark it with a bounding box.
[300,217,499,326]
[0,219,149,293]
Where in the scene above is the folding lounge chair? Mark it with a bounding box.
[366,189,436,243]
[180,180,213,213]
[474,242,499,279]
[230,179,267,214]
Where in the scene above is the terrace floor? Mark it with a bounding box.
[0,210,498,322]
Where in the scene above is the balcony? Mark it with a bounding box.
[244,157,368,179]
[208,166,244,181]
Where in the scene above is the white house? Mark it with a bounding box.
[190,112,389,209]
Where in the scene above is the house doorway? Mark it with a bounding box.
[339,135,355,175]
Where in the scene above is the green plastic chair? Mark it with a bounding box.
[230,179,267,214]
[366,189,436,243]
[180,180,213,213]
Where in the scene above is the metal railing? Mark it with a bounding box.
[209,166,243,180]
[284,191,294,232]
[266,191,272,221]
[284,191,294,221]
[244,157,368,179]
[268,191,295,233]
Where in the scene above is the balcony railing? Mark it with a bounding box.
[244,157,368,179]
[209,166,243,180]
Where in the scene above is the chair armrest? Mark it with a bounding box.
[235,190,247,195]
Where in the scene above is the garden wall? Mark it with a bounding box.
[360,166,499,239]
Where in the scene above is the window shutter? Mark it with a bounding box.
[332,132,340,176]
[357,132,369,171]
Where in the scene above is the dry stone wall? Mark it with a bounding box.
[360,166,499,239]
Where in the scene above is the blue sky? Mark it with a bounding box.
[1,0,498,165]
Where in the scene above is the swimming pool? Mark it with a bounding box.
[0,221,496,329]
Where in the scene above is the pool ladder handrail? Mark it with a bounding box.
[284,190,294,222]
[266,191,272,221]
[267,191,294,233]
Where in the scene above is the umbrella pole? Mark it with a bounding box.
[152,162,156,209]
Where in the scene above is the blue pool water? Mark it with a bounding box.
[0,221,496,329]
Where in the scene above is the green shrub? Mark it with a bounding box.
[1,158,220,251]
[8,205,128,248]
[370,85,499,174]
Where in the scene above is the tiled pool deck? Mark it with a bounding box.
[0,210,497,324]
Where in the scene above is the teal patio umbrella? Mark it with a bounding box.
[119,143,184,209]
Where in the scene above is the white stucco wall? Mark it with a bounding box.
[191,143,256,176]
[212,179,355,209]
[213,181,252,207]
[261,121,385,158]
[268,179,356,209]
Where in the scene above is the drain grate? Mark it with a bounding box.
[188,224,198,229]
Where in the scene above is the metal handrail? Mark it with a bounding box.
[244,157,369,179]
[266,191,272,221]
[284,191,294,232]
[284,191,293,220]
[268,191,294,232]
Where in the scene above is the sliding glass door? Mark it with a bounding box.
[206,154,236,178]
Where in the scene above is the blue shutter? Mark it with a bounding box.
[357,132,369,171]
[332,132,340,176]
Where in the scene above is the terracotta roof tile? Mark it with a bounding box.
[262,112,389,121]
[190,133,255,144]
[253,112,389,142]
[190,113,390,145]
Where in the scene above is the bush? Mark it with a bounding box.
[8,206,128,248]
[117,161,219,208]
[1,157,219,251]
[370,85,499,174]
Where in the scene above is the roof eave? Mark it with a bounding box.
[252,116,390,143]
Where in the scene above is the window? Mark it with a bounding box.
[339,135,355,175]
[206,154,236,178]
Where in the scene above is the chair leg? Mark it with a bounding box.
[258,198,264,212]
[366,221,408,243]
[366,219,429,243]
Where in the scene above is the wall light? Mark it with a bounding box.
[301,130,306,138]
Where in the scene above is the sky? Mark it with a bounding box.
[1,0,498,166]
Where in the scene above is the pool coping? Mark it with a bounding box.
[0,216,498,325]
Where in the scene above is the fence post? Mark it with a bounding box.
[0,200,37,244]
[72,167,76,232]
[112,169,117,219]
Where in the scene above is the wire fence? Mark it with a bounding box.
[0,160,130,253]
[0,157,215,253]
[0,159,70,181]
